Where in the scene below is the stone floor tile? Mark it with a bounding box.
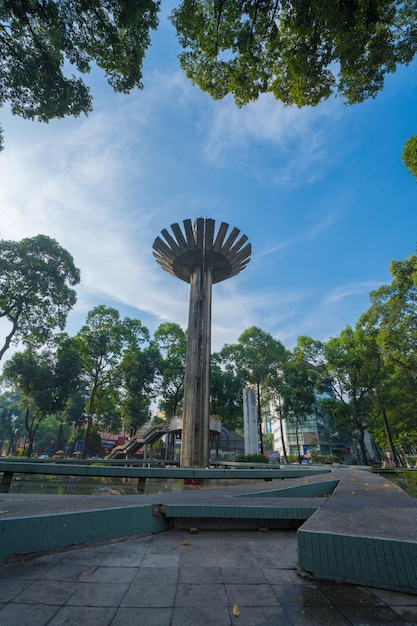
[228,605,294,626]
[171,605,232,626]
[283,605,353,625]
[224,583,280,607]
[140,552,180,568]
[255,552,298,569]
[0,578,33,602]
[179,546,221,567]
[0,602,60,626]
[273,584,333,607]
[121,582,177,607]
[42,562,95,582]
[263,567,311,585]
[78,565,138,583]
[221,566,267,583]
[340,605,411,625]
[48,605,117,625]
[179,566,223,583]
[175,582,228,607]
[12,580,78,605]
[391,606,417,624]
[319,583,385,606]
[64,548,111,566]
[368,587,417,606]
[0,561,55,580]
[100,552,145,567]
[131,566,180,583]
[217,551,263,569]
[111,607,173,625]
[65,582,129,607]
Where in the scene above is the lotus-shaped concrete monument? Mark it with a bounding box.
[153,218,251,467]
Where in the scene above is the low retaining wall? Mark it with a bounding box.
[0,504,170,562]
[297,469,417,594]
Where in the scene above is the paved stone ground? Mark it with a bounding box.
[1,528,417,626]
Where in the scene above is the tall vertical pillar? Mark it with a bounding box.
[243,387,259,456]
[153,218,251,467]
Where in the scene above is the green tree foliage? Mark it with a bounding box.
[0,234,80,360]
[2,1,417,149]
[321,326,384,465]
[359,250,417,459]
[153,322,187,418]
[210,352,244,432]
[0,381,24,455]
[280,353,316,462]
[0,0,160,149]
[118,342,159,435]
[221,325,286,453]
[363,251,417,376]
[3,335,82,457]
[402,135,417,181]
[32,413,72,456]
[171,0,417,107]
[75,305,149,456]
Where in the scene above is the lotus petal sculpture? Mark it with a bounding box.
[153,218,251,467]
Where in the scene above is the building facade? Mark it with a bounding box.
[271,393,354,462]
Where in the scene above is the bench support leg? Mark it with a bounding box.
[0,472,13,493]
[137,477,146,494]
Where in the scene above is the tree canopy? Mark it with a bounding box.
[1,1,417,157]
[221,325,287,453]
[171,0,417,107]
[75,305,149,456]
[0,0,160,149]
[3,335,82,457]
[0,234,80,360]
[402,135,417,182]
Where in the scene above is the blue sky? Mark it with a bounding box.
[1,12,417,354]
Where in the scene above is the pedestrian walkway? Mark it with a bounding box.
[1,528,417,626]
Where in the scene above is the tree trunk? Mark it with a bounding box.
[279,410,288,464]
[82,391,96,459]
[357,427,369,465]
[380,405,401,467]
[296,423,302,464]
[56,422,64,453]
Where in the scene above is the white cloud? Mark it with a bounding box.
[325,282,382,305]
[202,93,343,187]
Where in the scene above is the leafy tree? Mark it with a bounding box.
[363,251,417,376]
[63,388,88,438]
[359,250,417,462]
[0,234,80,360]
[210,352,244,432]
[32,413,72,456]
[76,305,149,456]
[221,326,286,454]
[321,326,384,465]
[402,135,417,181]
[171,0,417,108]
[280,353,316,463]
[0,0,160,149]
[118,342,159,435]
[0,381,24,455]
[3,335,82,457]
[153,322,187,418]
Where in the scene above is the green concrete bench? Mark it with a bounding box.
[297,468,417,594]
[0,461,329,494]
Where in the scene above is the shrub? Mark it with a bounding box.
[236,454,268,464]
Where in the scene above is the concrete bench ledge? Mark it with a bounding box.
[1,465,416,596]
[297,468,417,594]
